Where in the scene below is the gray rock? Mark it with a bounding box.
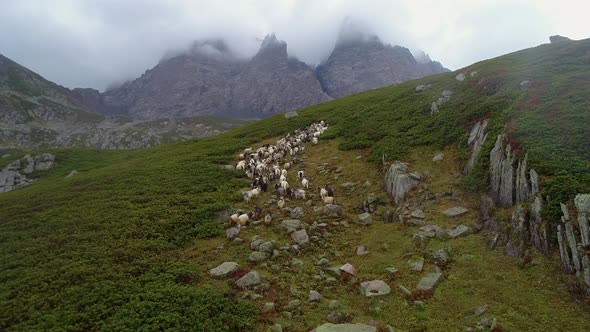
[250,239,264,250]
[209,262,239,277]
[291,229,310,247]
[432,152,444,161]
[415,84,431,92]
[358,212,372,225]
[411,209,425,219]
[407,256,424,272]
[474,304,488,316]
[328,300,340,309]
[419,225,446,238]
[290,258,305,270]
[384,162,419,204]
[360,280,391,297]
[408,218,426,226]
[281,219,302,232]
[271,323,283,332]
[290,286,301,297]
[519,80,531,88]
[316,257,331,266]
[66,170,78,178]
[257,241,275,253]
[235,271,261,289]
[455,73,465,81]
[416,272,443,292]
[489,135,514,208]
[314,323,376,332]
[323,204,342,215]
[356,245,369,255]
[550,35,571,43]
[284,110,298,119]
[446,224,471,238]
[384,267,399,274]
[308,290,322,302]
[398,284,412,297]
[290,207,304,219]
[249,251,270,262]
[261,302,275,313]
[431,247,452,265]
[442,206,468,217]
[465,119,489,175]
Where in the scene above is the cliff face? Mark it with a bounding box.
[317,37,448,98]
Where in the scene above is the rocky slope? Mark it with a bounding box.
[0,53,244,149]
[80,33,445,120]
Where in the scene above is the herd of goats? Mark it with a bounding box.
[226,121,333,237]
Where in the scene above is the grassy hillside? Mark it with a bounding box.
[0,38,589,330]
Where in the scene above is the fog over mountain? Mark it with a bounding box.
[0,0,588,90]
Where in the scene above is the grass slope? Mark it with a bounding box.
[0,38,589,330]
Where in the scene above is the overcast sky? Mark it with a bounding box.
[1,0,588,91]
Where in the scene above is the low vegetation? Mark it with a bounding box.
[0,38,589,330]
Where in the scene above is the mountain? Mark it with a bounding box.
[1,36,589,330]
[0,53,245,149]
[83,33,446,119]
[317,35,448,98]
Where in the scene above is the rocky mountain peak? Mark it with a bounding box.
[253,33,288,63]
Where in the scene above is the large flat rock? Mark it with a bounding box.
[416,272,443,292]
[313,323,376,332]
[442,206,468,217]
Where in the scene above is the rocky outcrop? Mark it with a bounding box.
[0,153,55,193]
[557,194,590,294]
[550,35,572,43]
[384,162,420,204]
[429,90,452,115]
[316,34,447,98]
[464,119,489,174]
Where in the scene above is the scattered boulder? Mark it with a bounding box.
[290,207,304,219]
[313,323,376,332]
[249,251,270,262]
[282,219,302,233]
[407,256,425,272]
[431,247,453,265]
[411,209,425,219]
[358,212,372,225]
[261,302,276,314]
[474,304,489,316]
[235,271,261,289]
[209,262,239,277]
[416,272,443,292]
[455,73,465,81]
[447,224,471,238]
[430,90,453,115]
[356,245,369,256]
[324,204,343,215]
[442,206,468,217]
[519,80,531,88]
[360,280,391,297]
[384,162,419,204]
[340,263,357,276]
[291,229,310,247]
[432,152,444,162]
[415,84,432,92]
[284,110,298,118]
[309,290,323,302]
[271,324,283,332]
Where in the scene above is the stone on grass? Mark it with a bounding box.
[360,280,391,297]
[324,204,343,215]
[408,218,426,226]
[431,247,452,265]
[209,262,238,277]
[384,266,399,274]
[356,245,369,255]
[328,300,341,309]
[407,257,425,272]
[411,209,425,219]
[358,212,372,225]
[442,206,469,217]
[316,257,331,266]
[261,302,275,313]
[447,224,471,238]
[285,110,298,118]
[281,219,302,232]
[271,323,283,332]
[249,251,270,262]
[290,258,305,270]
[314,323,376,332]
[456,73,465,81]
[309,290,323,302]
[474,304,488,316]
[291,229,310,247]
[235,271,261,289]
[290,207,304,219]
[286,299,301,311]
[340,263,357,276]
[416,272,443,292]
[433,152,444,162]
